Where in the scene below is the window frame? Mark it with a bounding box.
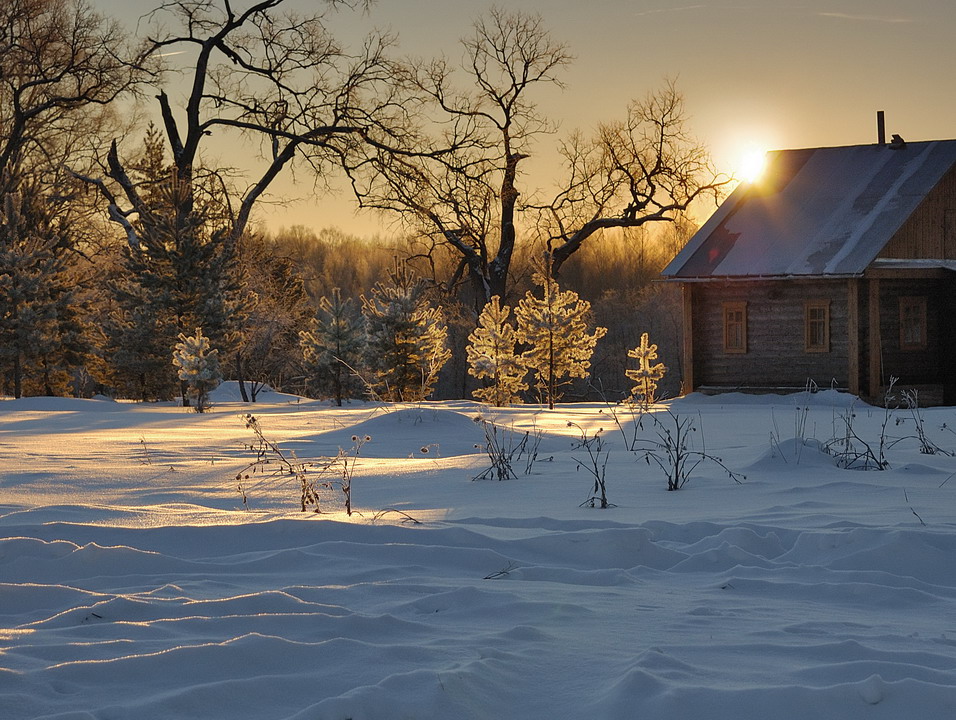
[722,301,747,354]
[804,299,831,353]
[899,296,928,351]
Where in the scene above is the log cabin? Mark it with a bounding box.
[661,130,956,405]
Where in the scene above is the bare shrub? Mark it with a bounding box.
[238,414,317,511]
[636,409,744,491]
[892,389,953,457]
[236,414,368,514]
[473,416,543,481]
[568,422,614,509]
[823,405,889,471]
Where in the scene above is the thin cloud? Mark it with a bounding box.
[818,12,913,24]
[634,5,914,24]
[633,5,708,18]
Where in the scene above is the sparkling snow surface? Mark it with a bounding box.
[1,387,955,719]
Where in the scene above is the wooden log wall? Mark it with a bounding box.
[692,280,850,389]
[875,278,946,385]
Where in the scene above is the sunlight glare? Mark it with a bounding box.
[739,148,768,183]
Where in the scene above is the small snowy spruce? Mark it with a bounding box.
[299,288,366,406]
[361,265,451,402]
[172,328,222,413]
[467,296,527,406]
[625,332,666,404]
[515,272,607,409]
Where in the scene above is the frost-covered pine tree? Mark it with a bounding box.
[466,296,527,406]
[0,189,86,398]
[106,125,245,403]
[172,328,222,413]
[515,272,607,409]
[299,288,366,406]
[361,265,451,402]
[626,332,667,405]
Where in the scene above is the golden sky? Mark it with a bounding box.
[107,0,956,237]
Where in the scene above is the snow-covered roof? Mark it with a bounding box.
[662,139,956,279]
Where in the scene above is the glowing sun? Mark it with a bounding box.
[738,148,768,183]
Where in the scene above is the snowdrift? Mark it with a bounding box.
[1,393,955,719]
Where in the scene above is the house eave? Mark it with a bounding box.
[864,258,956,278]
[662,260,956,282]
[659,273,863,284]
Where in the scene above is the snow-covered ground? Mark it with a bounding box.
[1,386,955,719]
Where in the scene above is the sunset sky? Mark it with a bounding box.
[110,0,956,236]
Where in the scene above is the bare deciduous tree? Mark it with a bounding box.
[538,80,729,276]
[347,7,571,306]
[349,11,726,308]
[0,0,138,191]
[81,0,402,251]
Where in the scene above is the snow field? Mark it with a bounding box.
[1,389,955,718]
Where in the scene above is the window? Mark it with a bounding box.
[723,302,747,353]
[805,300,830,352]
[899,296,927,350]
